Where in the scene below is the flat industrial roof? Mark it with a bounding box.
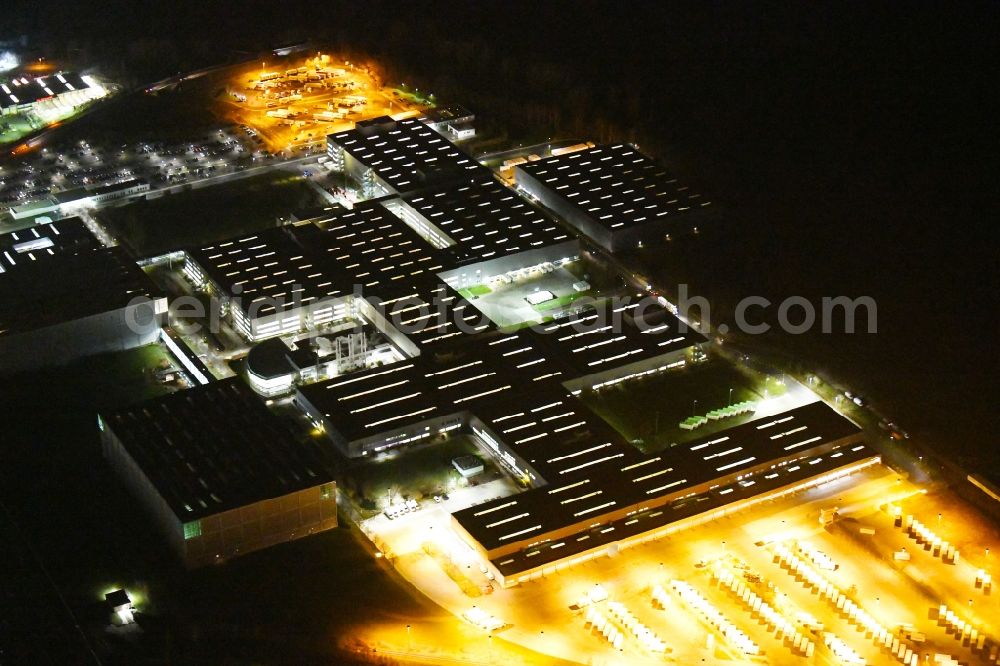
[187,201,447,317]
[309,200,447,294]
[290,204,344,222]
[296,331,568,444]
[298,321,703,487]
[399,176,574,263]
[328,117,485,193]
[0,217,99,273]
[53,178,148,206]
[453,400,866,558]
[0,246,161,339]
[299,301,704,449]
[8,196,59,217]
[188,226,335,316]
[488,437,874,578]
[101,378,336,522]
[371,278,492,348]
[523,300,706,379]
[0,72,90,109]
[516,143,710,233]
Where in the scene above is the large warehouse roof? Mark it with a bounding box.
[100,378,336,522]
[0,72,90,109]
[297,331,565,443]
[186,201,447,317]
[328,117,484,193]
[373,279,491,348]
[398,176,573,262]
[299,310,863,571]
[0,246,161,338]
[311,201,447,292]
[523,300,705,381]
[454,400,867,561]
[298,314,705,484]
[488,436,873,577]
[516,143,710,233]
[0,217,99,272]
[187,226,338,317]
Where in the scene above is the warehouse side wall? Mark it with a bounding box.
[0,299,163,373]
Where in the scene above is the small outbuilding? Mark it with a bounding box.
[105,589,134,625]
[452,455,484,478]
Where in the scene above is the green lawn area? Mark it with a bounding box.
[9,343,180,412]
[85,343,180,403]
[580,359,785,452]
[0,95,111,147]
[100,172,322,256]
[457,284,492,299]
[0,112,43,147]
[341,435,500,510]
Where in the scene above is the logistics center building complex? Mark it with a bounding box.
[109,115,876,576]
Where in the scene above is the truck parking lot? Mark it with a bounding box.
[222,53,430,154]
[377,463,1000,665]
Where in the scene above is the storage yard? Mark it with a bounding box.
[220,53,430,154]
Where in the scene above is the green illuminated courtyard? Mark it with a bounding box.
[580,357,789,452]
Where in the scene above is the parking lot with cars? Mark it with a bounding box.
[0,127,280,221]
